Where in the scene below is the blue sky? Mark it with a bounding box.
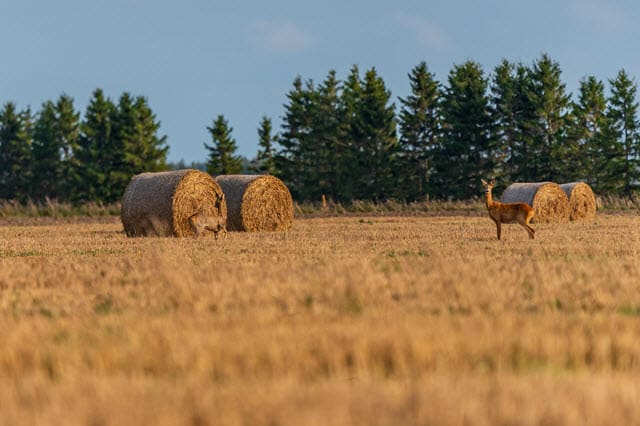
[1,0,638,163]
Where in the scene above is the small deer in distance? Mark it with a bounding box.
[188,212,227,240]
[481,179,535,240]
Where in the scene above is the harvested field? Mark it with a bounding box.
[1,213,640,425]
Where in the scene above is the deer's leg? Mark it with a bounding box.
[525,211,535,239]
[495,221,502,240]
[518,221,534,239]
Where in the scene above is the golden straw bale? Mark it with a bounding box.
[501,182,570,223]
[560,182,597,221]
[215,174,293,232]
[121,169,226,237]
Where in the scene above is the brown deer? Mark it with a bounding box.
[188,212,227,240]
[481,179,535,240]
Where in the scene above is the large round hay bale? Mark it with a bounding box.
[559,182,596,221]
[214,174,293,232]
[501,182,570,223]
[121,169,226,237]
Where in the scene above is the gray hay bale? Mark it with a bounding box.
[214,174,293,232]
[501,182,570,223]
[121,169,226,237]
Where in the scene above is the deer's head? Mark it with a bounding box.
[481,179,496,194]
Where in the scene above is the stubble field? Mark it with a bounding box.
[1,212,640,425]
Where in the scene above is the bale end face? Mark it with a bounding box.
[215,174,294,232]
[560,182,597,221]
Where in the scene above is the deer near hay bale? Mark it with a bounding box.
[188,211,227,240]
[481,179,535,240]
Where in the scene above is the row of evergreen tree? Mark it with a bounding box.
[258,54,640,201]
[2,53,640,204]
[0,89,168,203]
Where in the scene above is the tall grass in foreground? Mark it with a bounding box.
[1,215,640,424]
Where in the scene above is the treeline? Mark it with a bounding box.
[262,54,640,201]
[0,89,168,203]
[2,53,640,205]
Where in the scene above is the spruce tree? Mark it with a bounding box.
[275,77,313,199]
[397,61,441,200]
[133,95,169,172]
[31,101,62,200]
[436,61,492,199]
[74,89,116,203]
[608,69,640,195]
[251,116,276,175]
[0,103,32,201]
[571,76,616,191]
[309,70,345,201]
[507,64,538,182]
[338,65,364,201]
[490,60,519,184]
[205,114,243,175]
[350,67,398,200]
[55,94,81,201]
[528,54,572,181]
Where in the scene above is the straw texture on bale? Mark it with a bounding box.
[215,174,293,232]
[560,182,597,221]
[121,169,226,237]
[501,182,570,223]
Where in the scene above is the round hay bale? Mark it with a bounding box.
[559,182,596,221]
[501,182,570,223]
[121,169,226,237]
[214,174,293,232]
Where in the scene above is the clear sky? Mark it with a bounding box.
[1,0,638,163]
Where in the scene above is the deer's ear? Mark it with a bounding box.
[481,179,487,185]
[490,180,496,186]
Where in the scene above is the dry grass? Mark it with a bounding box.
[1,214,640,425]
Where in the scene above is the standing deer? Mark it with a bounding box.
[481,179,535,240]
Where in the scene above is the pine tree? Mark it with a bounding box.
[133,95,169,172]
[274,77,314,199]
[349,67,398,200]
[251,116,276,175]
[74,89,116,203]
[205,114,243,175]
[55,94,81,201]
[490,60,519,184]
[507,64,538,182]
[111,92,141,176]
[338,65,363,201]
[571,76,617,191]
[0,103,32,201]
[528,54,572,181]
[608,69,640,196]
[436,61,492,199]
[397,61,441,200]
[309,70,345,201]
[31,101,62,200]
